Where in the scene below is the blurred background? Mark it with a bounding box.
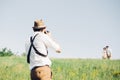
[0,0,120,59]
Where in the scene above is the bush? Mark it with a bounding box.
[0,48,14,56]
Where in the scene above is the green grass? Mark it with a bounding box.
[0,56,120,80]
[0,56,30,80]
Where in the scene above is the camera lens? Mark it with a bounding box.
[44,30,50,34]
[46,30,49,33]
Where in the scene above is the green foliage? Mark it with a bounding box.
[0,48,14,56]
[0,57,120,80]
[0,56,29,80]
[52,59,120,80]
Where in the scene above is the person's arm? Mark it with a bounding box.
[43,32,61,53]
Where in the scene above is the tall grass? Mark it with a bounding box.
[52,59,120,80]
[0,56,30,80]
[0,56,120,80]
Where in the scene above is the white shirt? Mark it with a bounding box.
[25,32,60,70]
[106,48,112,55]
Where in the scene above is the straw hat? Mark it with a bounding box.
[33,19,46,29]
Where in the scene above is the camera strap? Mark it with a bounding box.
[27,34,48,64]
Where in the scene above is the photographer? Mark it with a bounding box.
[25,19,61,80]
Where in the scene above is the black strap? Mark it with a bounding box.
[27,34,48,63]
[31,36,48,58]
[27,34,48,64]
[27,34,38,63]
[32,43,48,57]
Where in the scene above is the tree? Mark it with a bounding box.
[0,48,14,56]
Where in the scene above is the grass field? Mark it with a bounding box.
[0,56,120,80]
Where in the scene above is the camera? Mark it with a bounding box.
[44,30,50,34]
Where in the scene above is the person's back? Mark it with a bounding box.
[25,19,61,80]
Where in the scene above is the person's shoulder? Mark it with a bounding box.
[37,32,50,40]
[37,32,47,37]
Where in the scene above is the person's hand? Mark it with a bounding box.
[56,50,61,53]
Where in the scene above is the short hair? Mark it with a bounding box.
[106,46,109,48]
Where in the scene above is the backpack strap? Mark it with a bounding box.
[32,43,48,57]
[27,34,48,64]
[27,34,38,63]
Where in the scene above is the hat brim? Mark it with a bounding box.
[32,26,46,29]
